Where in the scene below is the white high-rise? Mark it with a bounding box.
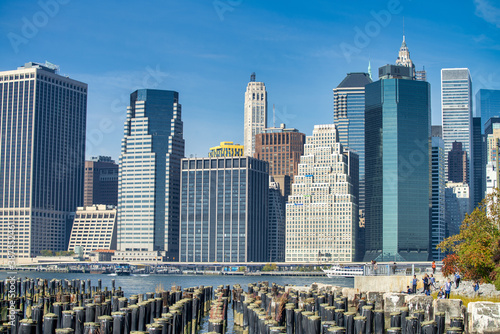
[244,73,267,156]
[286,124,358,263]
[441,68,473,187]
[0,62,87,260]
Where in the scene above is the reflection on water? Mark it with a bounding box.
[0,272,354,334]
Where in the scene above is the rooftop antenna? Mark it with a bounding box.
[273,104,276,128]
[403,17,405,42]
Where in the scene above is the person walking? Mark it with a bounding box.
[445,278,452,299]
[430,274,436,290]
[423,274,429,294]
[432,261,436,274]
[455,272,461,288]
[412,275,418,294]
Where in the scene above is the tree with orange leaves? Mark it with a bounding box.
[438,189,500,282]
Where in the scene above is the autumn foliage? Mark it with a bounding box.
[438,189,500,283]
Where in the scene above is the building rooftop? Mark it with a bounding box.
[336,72,372,88]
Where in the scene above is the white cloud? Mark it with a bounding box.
[474,0,500,28]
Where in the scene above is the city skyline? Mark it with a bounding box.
[1,1,500,160]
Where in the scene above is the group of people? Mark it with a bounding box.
[406,273,437,295]
[404,269,480,299]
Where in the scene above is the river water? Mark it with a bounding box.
[0,272,354,297]
[0,271,354,333]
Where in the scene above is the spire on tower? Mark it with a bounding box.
[250,72,256,82]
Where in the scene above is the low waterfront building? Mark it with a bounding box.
[179,156,269,262]
[67,205,117,257]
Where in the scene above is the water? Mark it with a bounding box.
[0,271,353,296]
[0,271,354,333]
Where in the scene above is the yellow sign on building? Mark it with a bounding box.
[208,141,244,157]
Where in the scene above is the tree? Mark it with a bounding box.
[438,189,500,281]
[40,250,53,256]
[262,263,277,271]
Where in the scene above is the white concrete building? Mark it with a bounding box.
[244,73,267,156]
[286,124,358,263]
[68,205,117,257]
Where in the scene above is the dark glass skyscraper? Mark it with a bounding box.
[477,89,500,132]
[364,66,431,262]
[117,89,184,261]
[334,73,372,220]
[0,62,87,258]
[472,117,484,207]
[179,157,269,262]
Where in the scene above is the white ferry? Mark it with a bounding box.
[323,264,364,277]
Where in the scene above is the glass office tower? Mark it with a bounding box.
[0,62,87,258]
[179,157,268,262]
[117,89,184,261]
[364,66,431,261]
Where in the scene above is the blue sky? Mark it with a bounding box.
[1,0,500,160]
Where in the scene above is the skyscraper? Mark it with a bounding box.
[254,124,305,198]
[333,72,372,226]
[364,65,431,262]
[477,89,500,132]
[268,177,285,262]
[447,141,468,184]
[445,182,470,237]
[486,122,500,196]
[179,156,268,262]
[286,124,358,263]
[441,68,473,188]
[116,89,184,261]
[395,36,416,79]
[0,62,87,258]
[472,117,484,207]
[431,137,446,260]
[84,156,118,207]
[244,73,267,157]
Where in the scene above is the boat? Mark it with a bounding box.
[114,264,131,276]
[322,264,364,277]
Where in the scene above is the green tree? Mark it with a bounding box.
[40,250,53,256]
[262,263,277,271]
[438,189,500,281]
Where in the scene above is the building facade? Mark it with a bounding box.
[268,177,285,262]
[84,156,118,207]
[364,66,431,262]
[244,73,267,157]
[67,205,117,257]
[254,123,305,198]
[333,72,372,232]
[116,89,184,261]
[486,122,500,196]
[445,182,470,237]
[286,124,358,263]
[478,89,500,132]
[447,141,468,184]
[179,157,268,262]
[472,117,484,207]
[208,141,244,157]
[431,137,446,260]
[441,68,473,187]
[0,62,87,258]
